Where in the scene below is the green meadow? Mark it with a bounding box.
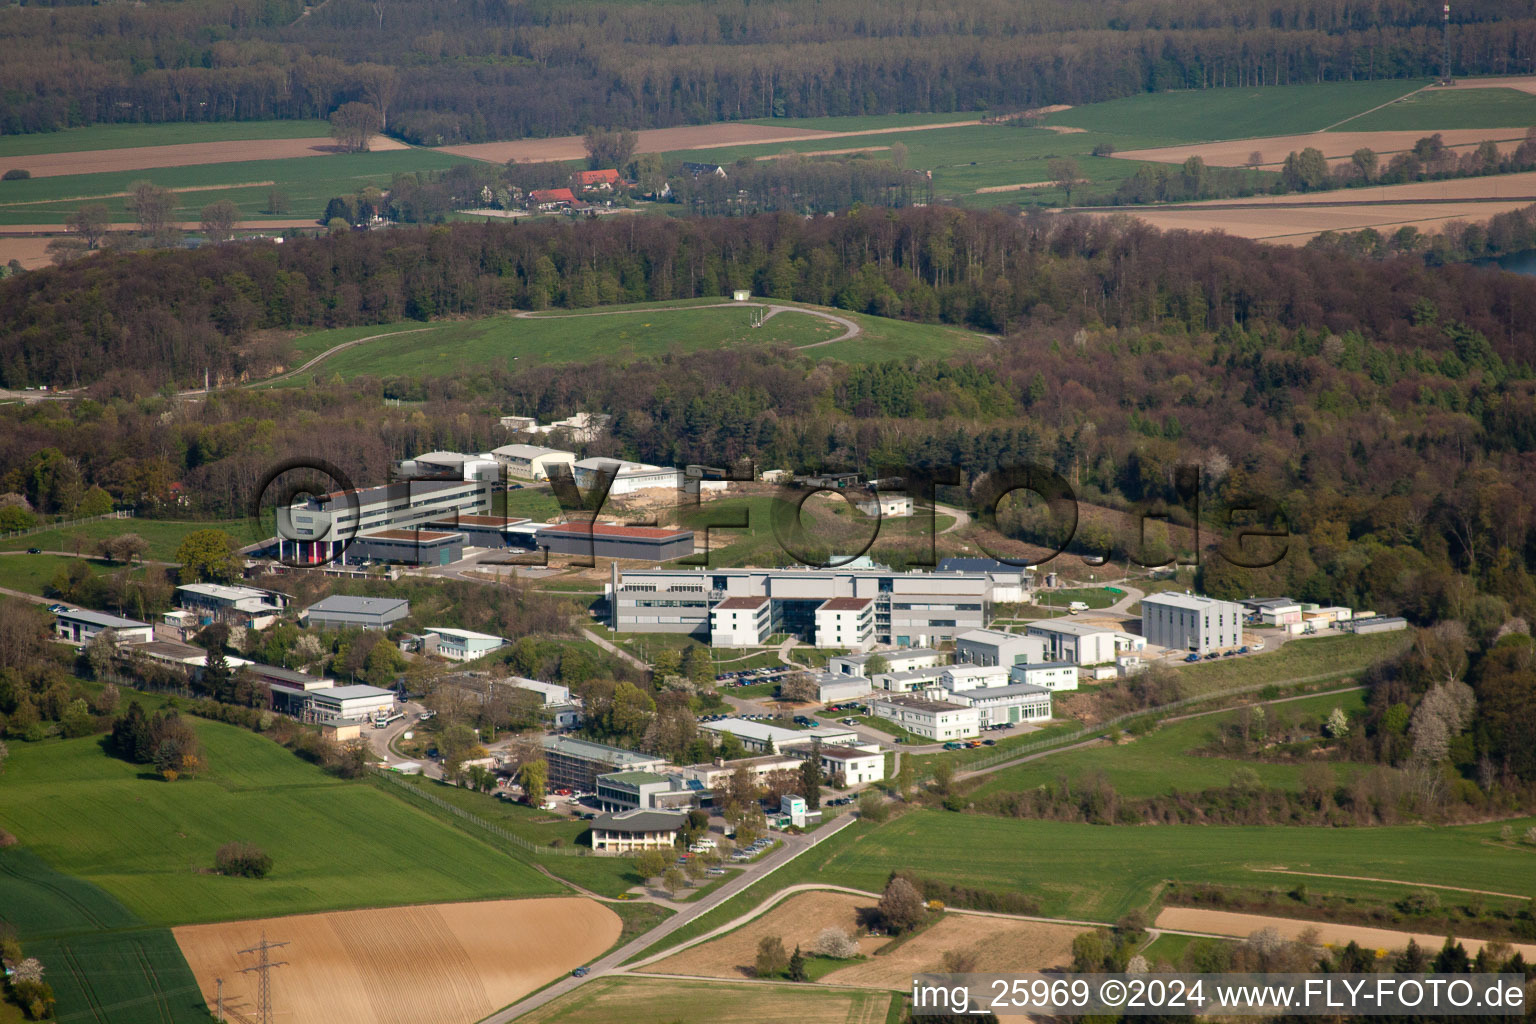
[1337,86,1536,132]
[0,716,560,927]
[0,119,333,158]
[0,517,252,562]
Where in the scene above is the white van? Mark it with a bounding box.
[1067,600,1089,614]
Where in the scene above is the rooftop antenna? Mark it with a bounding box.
[1441,4,1452,85]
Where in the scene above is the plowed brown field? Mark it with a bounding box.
[818,913,1080,990]
[173,897,619,1024]
[1114,128,1530,170]
[643,891,878,980]
[1156,908,1536,960]
[4,137,410,179]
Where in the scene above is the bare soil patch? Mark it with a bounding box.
[642,891,879,979]
[820,913,1081,990]
[4,137,410,179]
[1156,908,1536,960]
[1439,76,1536,95]
[173,897,619,1024]
[1114,128,1529,170]
[1188,170,1536,206]
[1084,200,1535,245]
[0,235,58,270]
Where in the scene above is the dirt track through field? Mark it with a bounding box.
[1156,908,1536,960]
[1114,127,1531,170]
[173,897,619,1024]
[0,137,411,179]
[440,119,988,165]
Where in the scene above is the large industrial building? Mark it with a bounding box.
[953,628,1045,667]
[347,528,465,566]
[491,444,577,480]
[303,595,410,630]
[538,522,694,562]
[572,458,685,496]
[609,565,995,648]
[1140,592,1245,654]
[276,479,490,564]
[1025,619,1145,665]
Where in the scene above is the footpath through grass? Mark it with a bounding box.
[0,716,561,927]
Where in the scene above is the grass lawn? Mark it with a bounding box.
[967,689,1369,799]
[1175,631,1412,698]
[849,714,929,746]
[0,715,562,927]
[1338,86,1536,132]
[0,120,333,158]
[1046,80,1428,141]
[0,552,150,597]
[0,517,251,562]
[0,848,213,1024]
[517,975,893,1024]
[805,810,1536,922]
[496,486,564,521]
[0,148,469,226]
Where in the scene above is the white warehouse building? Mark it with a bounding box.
[1025,620,1144,666]
[491,444,577,481]
[573,458,686,496]
[1140,593,1245,654]
[425,627,508,662]
[1007,661,1080,691]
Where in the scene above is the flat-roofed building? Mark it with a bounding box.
[492,444,576,480]
[869,693,979,741]
[827,648,944,677]
[954,628,1045,668]
[540,735,667,792]
[428,514,531,550]
[855,494,913,518]
[54,608,154,646]
[572,458,685,497]
[611,566,992,647]
[268,682,396,722]
[424,627,507,662]
[276,478,489,564]
[1007,661,1079,691]
[944,682,1052,727]
[710,596,772,647]
[697,717,860,753]
[1343,615,1409,634]
[1025,620,1143,666]
[176,583,288,629]
[401,450,500,481]
[939,664,1012,691]
[1140,593,1244,654]
[303,595,410,630]
[814,745,884,785]
[348,528,464,566]
[507,677,581,726]
[595,770,677,812]
[815,596,874,648]
[815,672,874,704]
[677,754,803,790]
[591,809,685,854]
[539,522,694,562]
[872,666,948,692]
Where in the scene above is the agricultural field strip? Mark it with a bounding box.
[1247,868,1531,901]
[2,136,412,179]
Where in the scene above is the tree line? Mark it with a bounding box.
[5,0,1536,141]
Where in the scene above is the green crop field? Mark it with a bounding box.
[803,810,1536,922]
[0,148,468,226]
[1175,631,1412,697]
[273,303,984,386]
[1336,86,1536,131]
[0,517,252,562]
[0,716,561,927]
[1045,80,1428,141]
[518,975,893,1024]
[0,849,211,1023]
[0,120,333,158]
[968,689,1369,799]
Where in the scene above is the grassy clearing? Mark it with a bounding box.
[0,552,151,597]
[0,120,333,158]
[517,974,893,1024]
[276,306,846,384]
[1175,631,1411,697]
[805,810,1536,922]
[0,848,210,1023]
[0,716,561,927]
[496,487,564,521]
[968,689,1369,799]
[1338,87,1536,132]
[0,148,468,226]
[1046,81,1427,141]
[0,517,251,562]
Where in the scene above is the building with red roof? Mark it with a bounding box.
[572,169,623,190]
[529,188,576,210]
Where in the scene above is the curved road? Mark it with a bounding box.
[177,326,434,395]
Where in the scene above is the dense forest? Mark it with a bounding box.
[5,0,1536,140]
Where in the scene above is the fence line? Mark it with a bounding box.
[372,768,588,857]
[2,509,135,541]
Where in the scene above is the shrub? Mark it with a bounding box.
[2,169,31,181]
[215,841,273,879]
[1397,889,1440,915]
[812,927,861,959]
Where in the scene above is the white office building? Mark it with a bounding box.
[425,627,508,662]
[276,478,490,564]
[610,565,994,648]
[1140,593,1245,654]
[54,608,154,646]
[945,682,1052,727]
[1025,620,1143,666]
[814,597,874,648]
[698,718,860,753]
[815,745,885,785]
[938,663,1012,691]
[872,666,949,692]
[176,583,287,629]
[827,648,945,677]
[869,694,979,741]
[710,596,773,647]
[1007,661,1080,691]
[492,444,577,480]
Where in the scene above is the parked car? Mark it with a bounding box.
[981,739,996,746]
[1184,653,1201,663]
[26,547,41,554]
[571,966,589,977]
[1238,646,1250,654]
[1204,652,1220,660]
[943,741,963,750]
